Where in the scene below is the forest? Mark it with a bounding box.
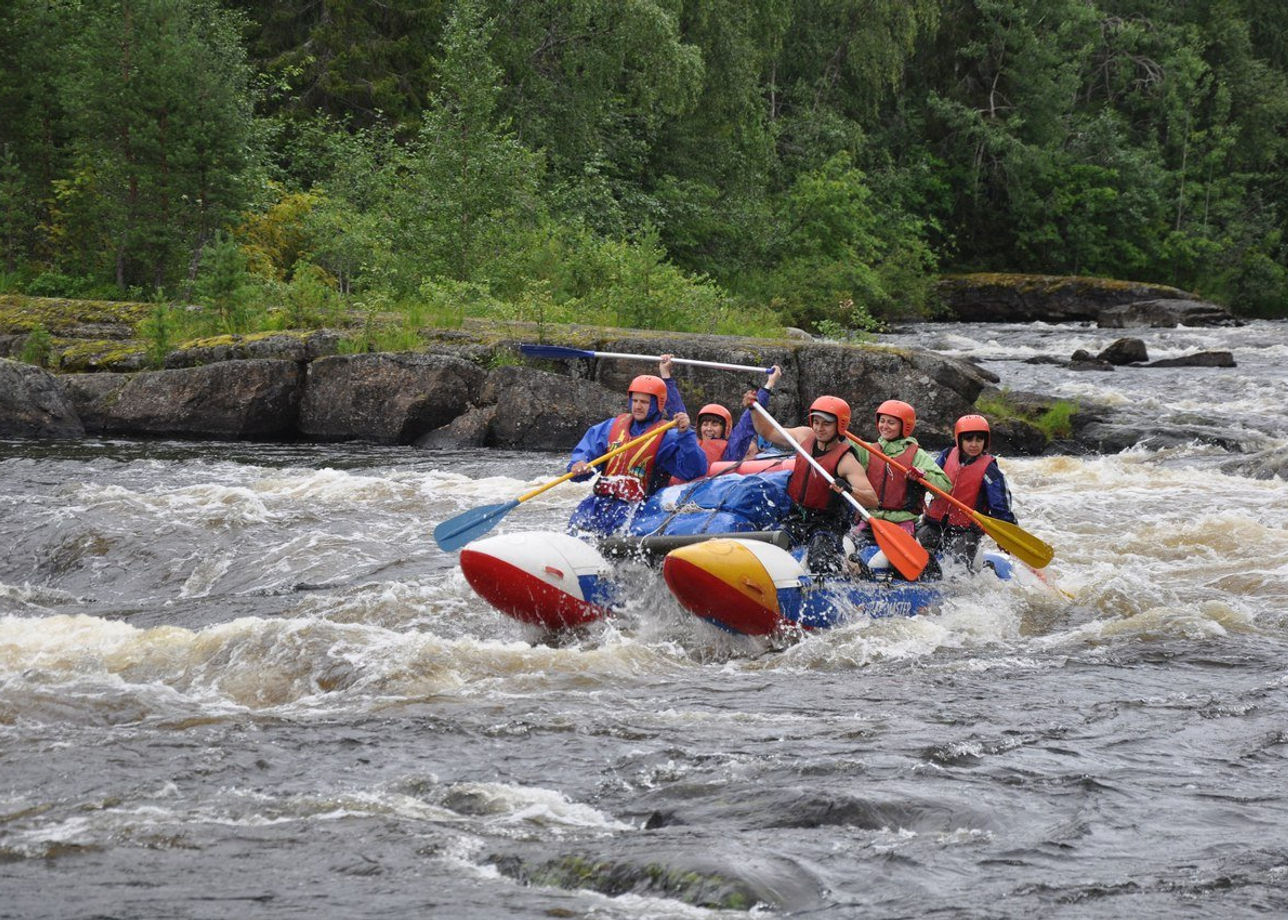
[3,0,1287,346]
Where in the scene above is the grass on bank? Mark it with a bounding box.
[977,389,1078,439]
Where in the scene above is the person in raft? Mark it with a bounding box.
[659,354,783,479]
[566,373,707,536]
[750,394,878,574]
[848,399,951,551]
[915,414,1017,568]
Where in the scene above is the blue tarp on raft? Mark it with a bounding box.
[626,471,792,537]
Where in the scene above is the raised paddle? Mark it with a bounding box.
[520,343,773,375]
[433,419,679,552]
[844,432,1055,570]
[750,403,928,581]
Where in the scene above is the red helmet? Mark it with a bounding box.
[875,399,916,437]
[628,375,667,412]
[954,414,991,450]
[808,395,851,434]
[697,403,732,436]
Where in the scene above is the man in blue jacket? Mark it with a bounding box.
[566,374,707,536]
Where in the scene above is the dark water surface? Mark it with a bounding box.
[3,322,1287,918]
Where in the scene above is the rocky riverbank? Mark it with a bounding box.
[1,326,1060,454]
[0,275,1247,455]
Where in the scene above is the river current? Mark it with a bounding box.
[2,321,1287,918]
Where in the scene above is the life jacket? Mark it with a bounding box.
[865,441,922,512]
[926,448,992,528]
[786,435,853,511]
[669,438,728,486]
[700,438,728,465]
[594,414,668,502]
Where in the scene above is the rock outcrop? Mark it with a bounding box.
[67,359,303,439]
[300,353,485,443]
[1098,299,1243,328]
[0,331,1009,451]
[0,359,84,438]
[937,274,1240,326]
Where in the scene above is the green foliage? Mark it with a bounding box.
[195,231,257,333]
[9,0,1288,320]
[138,304,173,369]
[18,322,53,367]
[1035,401,1077,440]
[738,152,936,330]
[976,390,1078,441]
[50,0,260,291]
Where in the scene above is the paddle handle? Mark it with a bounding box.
[518,418,680,503]
[750,403,871,521]
[588,350,772,374]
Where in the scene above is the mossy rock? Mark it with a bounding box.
[937,272,1199,322]
[0,294,151,335]
[57,339,147,372]
[501,854,762,911]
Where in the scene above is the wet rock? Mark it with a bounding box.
[1144,350,1236,368]
[1076,421,1247,454]
[492,850,815,912]
[416,405,496,449]
[300,352,485,443]
[1222,446,1288,480]
[81,359,303,439]
[479,366,624,450]
[1096,337,1148,365]
[1098,298,1242,328]
[60,372,131,433]
[0,358,84,438]
[1069,349,1115,371]
[988,416,1049,456]
[937,273,1196,322]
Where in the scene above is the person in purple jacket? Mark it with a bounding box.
[659,354,782,478]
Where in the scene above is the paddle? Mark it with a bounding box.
[844,432,1055,570]
[433,419,679,552]
[520,343,773,375]
[750,403,928,580]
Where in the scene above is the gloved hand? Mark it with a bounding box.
[832,478,852,494]
[905,466,925,483]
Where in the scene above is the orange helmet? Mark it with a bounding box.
[808,395,851,434]
[954,414,991,450]
[697,403,732,436]
[875,399,916,437]
[628,375,668,413]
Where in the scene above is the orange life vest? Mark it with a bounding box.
[594,414,668,502]
[786,436,853,511]
[669,438,727,486]
[926,448,993,528]
[865,442,921,512]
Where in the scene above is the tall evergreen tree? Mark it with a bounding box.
[54,0,259,290]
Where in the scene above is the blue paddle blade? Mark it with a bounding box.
[433,499,520,552]
[519,343,595,361]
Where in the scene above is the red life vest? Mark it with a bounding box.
[865,442,921,512]
[594,414,668,502]
[669,438,727,486]
[926,448,993,528]
[786,436,853,511]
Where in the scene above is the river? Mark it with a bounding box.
[2,321,1287,918]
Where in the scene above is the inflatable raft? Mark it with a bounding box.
[457,457,1017,634]
[662,538,1013,636]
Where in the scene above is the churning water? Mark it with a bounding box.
[2,321,1287,918]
